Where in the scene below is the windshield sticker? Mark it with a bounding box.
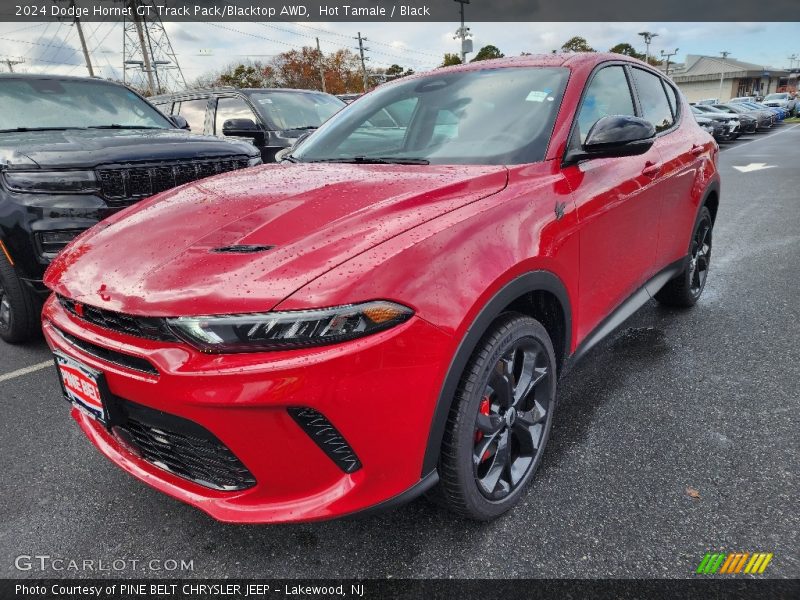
[526,91,549,103]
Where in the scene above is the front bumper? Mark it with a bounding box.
[42,295,453,523]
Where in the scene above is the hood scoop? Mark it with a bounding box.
[210,244,275,254]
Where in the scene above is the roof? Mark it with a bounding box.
[0,73,116,82]
[668,55,789,82]
[151,87,335,101]
[435,52,651,71]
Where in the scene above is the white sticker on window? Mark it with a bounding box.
[526,91,548,102]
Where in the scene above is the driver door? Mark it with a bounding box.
[561,64,664,343]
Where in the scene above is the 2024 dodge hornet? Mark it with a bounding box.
[43,53,720,523]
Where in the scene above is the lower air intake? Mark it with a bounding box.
[288,407,362,473]
[115,401,256,491]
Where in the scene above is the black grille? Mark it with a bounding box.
[97,157,251,205]
[115,401,256,491]
[51,325,158,376]
[58,295,178,342]
[288,407,362,473]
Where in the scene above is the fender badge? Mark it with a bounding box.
[555,202,566,220]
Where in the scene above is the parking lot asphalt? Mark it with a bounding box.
[1,125,798,580]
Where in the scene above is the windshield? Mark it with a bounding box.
[765,93,787,100]
[0,78,173,131]
[292,67,570,166]
[248,92,345,131]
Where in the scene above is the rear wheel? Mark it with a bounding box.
[0,253,41,343]
[437,314,557,520]
[655,206,713,308]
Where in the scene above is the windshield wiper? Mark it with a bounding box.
[287,126,318,131]
[0,127,86,133]
[281,154,299,163]
[87,125,162,130]
[309,156,430,165]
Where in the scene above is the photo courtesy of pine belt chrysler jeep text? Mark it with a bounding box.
[41,53,720,523]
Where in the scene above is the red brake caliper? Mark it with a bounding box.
[476,396,491,462]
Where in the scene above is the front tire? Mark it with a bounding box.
[655,206,713,308]
[437,313,557,520]
[0,253,41,344]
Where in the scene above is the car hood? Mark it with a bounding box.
[0,128,257,169]
[45,162,508,316]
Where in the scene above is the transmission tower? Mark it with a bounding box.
[121,0,186,95]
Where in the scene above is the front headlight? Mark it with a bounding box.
[3,170,99,193]
[166,300,414,353]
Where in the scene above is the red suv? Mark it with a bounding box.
[42,54,719,523]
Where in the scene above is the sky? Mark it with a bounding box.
[1,21,797,84]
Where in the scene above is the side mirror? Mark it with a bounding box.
[275,132,312,162]
[565,115,656,163]
[170,114,190,130]
[222,118,259,137]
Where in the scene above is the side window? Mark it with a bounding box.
[214,97,258,135]
[663,81,680,119]
[177,99,208,133]
[631,68,675,133]
[576,66,636,143]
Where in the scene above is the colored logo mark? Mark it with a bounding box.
[696,552,773,574]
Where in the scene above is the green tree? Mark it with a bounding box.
[385,64,415,79]
[609,43,645,60]
[470,45,505,62]
[216,64,271,88]
[440,53,463,67]
[561,36,595,53]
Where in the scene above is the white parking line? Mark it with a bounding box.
[720,123,800,152]
[0,361,53,383]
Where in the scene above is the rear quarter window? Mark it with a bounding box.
[630,68,675,133]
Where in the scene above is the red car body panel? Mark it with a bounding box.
[42,53,720,523]
[44,163,507,316]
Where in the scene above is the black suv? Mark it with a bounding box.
[150,87,345,162]
[0,74,261,343]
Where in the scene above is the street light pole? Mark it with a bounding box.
[718,51,731,100]
[660,48,679,76]
[453,0,471,63]
[638,31,658,65]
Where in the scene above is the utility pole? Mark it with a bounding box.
[355,32,368,92]
[638,31,658,65]
[316,37,326,93]
[453,0,472,63]
[4,58,23,72]
[788,54,797,70]
[127,0,155,94]
[718,52,731,100]
[122,0,186,95]
[70,1,94,77]
[660,48,678,76]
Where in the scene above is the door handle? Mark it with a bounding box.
[691,144,704,156]
[642,161,661,177]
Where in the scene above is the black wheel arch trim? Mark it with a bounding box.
[420,270,572,477]
[342,469,440,520]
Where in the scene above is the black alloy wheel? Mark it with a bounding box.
[655,206,714,308]
[0,278,10,331]
[473,339,551,500]
[0,252,41,343]
[688,214,712,297]
[437,313,557,520]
